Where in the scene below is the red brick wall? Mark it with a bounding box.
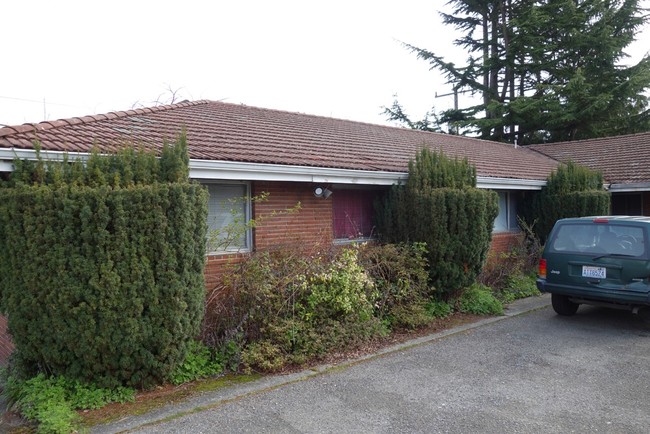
[489,231,521,255]
[253,181,333,251]
[202,181,334,293]
[204,253,249,291]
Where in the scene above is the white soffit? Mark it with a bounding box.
[0,149,546,189]
[189,159,406,185]
[607,182,650,192]
[477,176,546,190]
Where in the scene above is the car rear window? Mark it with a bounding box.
[549,223,647,257]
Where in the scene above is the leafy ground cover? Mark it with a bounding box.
[0,309,492,432]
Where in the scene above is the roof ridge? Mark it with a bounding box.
[220,101,544,151]
[0,99,210,139]
[527,130,650,148]
[204,100,512,145]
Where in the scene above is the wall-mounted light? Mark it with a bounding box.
[314,186,332,199]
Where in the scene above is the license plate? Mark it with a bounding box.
[582,266,606,279]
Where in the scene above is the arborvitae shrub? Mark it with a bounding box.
[0,133,208,388]
[376,148,498,296]
[521,161,610,242]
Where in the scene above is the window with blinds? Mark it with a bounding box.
[493,191,519,232]
[205,183,250,253]
[332,188,380,240]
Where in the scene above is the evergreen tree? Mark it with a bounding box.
[386,0,650,144]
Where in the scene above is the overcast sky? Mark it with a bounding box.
[1,0,648,129]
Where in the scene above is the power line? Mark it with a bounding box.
[0,95,89,109]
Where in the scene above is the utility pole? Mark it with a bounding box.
[434,88,459,134]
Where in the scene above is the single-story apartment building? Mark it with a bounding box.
[0,100,560,280]
[528,132,650,215]
[0,99,565,363]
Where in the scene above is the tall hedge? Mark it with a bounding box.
[377,148,498,295]
[522,161,610,242]
[0,133,209,388]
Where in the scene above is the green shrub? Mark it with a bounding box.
[3,372,135,433]
[168,340,226,385]
[386,303,435,330]
[425,300,453,319]
[207,246,385,373]
[358,243,431,311]
[0,134,209,388]
[358,242,436,330]
[241,341,288,373]
[500,274,541,303]
[303,247,375,323]
[35,401,78,434]
[204,248,317,352]
[458,284,504,316]
[376,148,498,296]
[405,147,476,190]
[521,161,610,242]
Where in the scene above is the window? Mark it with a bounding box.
[205,182,251,253]
[332,188,381,240]
[611,193,642,215]
[493,191,519,232]
[549,222,646,257]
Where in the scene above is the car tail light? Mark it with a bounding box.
[593,218,609,223]
[539,259,547,279]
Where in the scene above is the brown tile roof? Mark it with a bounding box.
[528,132,650,185]
[0,100,558,180]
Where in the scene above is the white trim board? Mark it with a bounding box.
[0,148,546,190]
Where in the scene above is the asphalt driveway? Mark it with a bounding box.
[97,296,650,433]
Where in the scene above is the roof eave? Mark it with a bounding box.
[0,148,546,189]
[477,176,546,190]
[190,159,407,185]
[607,182,650,192]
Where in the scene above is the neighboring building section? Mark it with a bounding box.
[528,132,650,216]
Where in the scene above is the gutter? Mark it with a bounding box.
[606,182,650,193]
[476,177,546,190]
[189,159,406,185]
[0,148,546,190]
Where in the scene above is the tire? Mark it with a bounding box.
[552,293,579,316]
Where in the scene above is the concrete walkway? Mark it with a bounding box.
[91,294,551,434]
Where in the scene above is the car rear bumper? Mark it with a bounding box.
[537,278,650,306]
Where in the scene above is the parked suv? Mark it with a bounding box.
[537,216,650,316]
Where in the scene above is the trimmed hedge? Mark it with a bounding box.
[521,161,610,242]
[534,190,610,240]
[377,149,498,295]
[0,135,208,388]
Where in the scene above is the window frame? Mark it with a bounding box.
[331,185,383,244]
[201,180,252,255]
[493,190,520,233]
